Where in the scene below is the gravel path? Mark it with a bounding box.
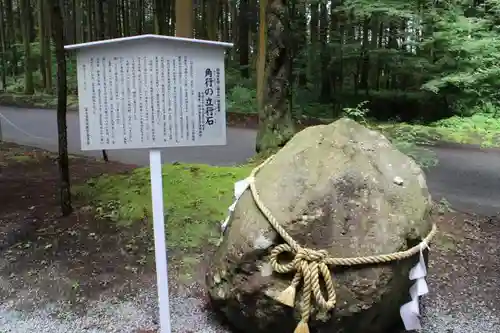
[0,281,228,333]
[420,213,500,333]
[1,213,498,333]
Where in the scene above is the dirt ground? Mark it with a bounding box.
[0,142,216,332]
[0,142,149,304]
[0,141,499,333]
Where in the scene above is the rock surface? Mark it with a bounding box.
[206,118,434,333]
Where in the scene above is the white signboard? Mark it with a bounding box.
[70,35,229,151]
[65,35,233,333]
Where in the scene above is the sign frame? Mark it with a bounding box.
[65,34,233,333]
[65,34,232,151]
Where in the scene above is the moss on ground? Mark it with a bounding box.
[374,113,500,148]
[74,163,253,250]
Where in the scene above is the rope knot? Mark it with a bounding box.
[295,248,329,263]
[248,154,437,333]
[270,244,337,333]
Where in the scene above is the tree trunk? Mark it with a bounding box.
[86,0,94,40]
[96,0,104,39]
[38,0,47,90]
[206,0,217,40]
[294,0,307,87]
[175,0,193,38]
[154,0,165,34]
[0,0,7,91]
[75,0,83,42]
[5,0,17,76]
[20,0,34,94]
[116,0,122,36]
[310,1,318,44]
[238,0,249,78]
[106,0,117,38]
[221,0,229,41]
[47,0,72,216]
[256,0,295,153]
[122,0,130,36]
[359,16,370,92]
[44,0,52,93]
[70,0,76,43]
[195,0,203,38]
[319,1,329,102]
[230,1,237,61]
[256,0,267,110]
[168,0,175,35]
[136,0,144,34]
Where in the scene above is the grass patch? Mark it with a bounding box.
[374,113,500,148]
[9,155,34,162]
[431,113,500,147]
[0,145,43,164]
[74,163,253,250]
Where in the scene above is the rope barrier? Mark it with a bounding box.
[247,154,438,333]
[0,111,54,143]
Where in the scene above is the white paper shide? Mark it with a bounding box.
[400,245,430,331]
[222,178,431,332]
[220,177,253,233]
[75,37,228,150]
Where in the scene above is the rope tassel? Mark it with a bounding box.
[294,320,310,333]
[277,272,302,307]
[277,284,297,308]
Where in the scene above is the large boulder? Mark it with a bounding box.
[206,118,433,333]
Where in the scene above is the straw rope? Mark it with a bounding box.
[247,155,437,333]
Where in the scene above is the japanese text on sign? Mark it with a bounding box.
[75,43,227,150]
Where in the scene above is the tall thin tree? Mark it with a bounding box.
[47,0,72,216]
[0,0,7,91]
[19,0,34,94]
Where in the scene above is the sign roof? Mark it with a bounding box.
[64,34,233,51]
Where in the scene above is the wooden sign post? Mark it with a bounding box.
[65,34,232,333]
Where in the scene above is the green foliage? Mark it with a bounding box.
[422,0,500,106]
[74,163,253,249]
[2,0,500,153]
[342,100,370,123]
[372,123,439,168]
[430,112,500,147]
[227,85,257,114]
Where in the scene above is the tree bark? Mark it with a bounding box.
[20,0,34,94]
[256,0,295,153]
[238,0,249,78]
[96,0,105,39]
[0,0,7,91]
[38,0,47,90]
[4,0,17,76]
[48,0,72,216]
[319,1,329,101]
[206,0,218,40]
[256,0,267,110]
[44,0,52,92]
[175,0,193,38]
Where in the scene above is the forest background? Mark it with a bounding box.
[0,0,500,153]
